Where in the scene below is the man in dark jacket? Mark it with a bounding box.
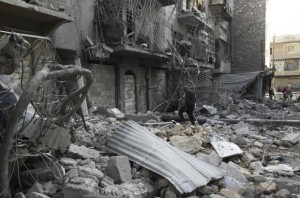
[179,86,196,125]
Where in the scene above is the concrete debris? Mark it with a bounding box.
[28,193,50,198]
[220,188,243,198]
[62,177,100,198]
[9,96,300,198]
[232,121,249,137]
[210,133,244,158]
[68,144,99,160]
[107,121,225,194]
[259,181,277,194]
[200,105,217,115]
[43,182,58,196]
[274,189,291,198]
[125,112,161,123]
[281,132,300,144]
[97,106,125,119]
[107,156,132,184]
[264,164,294,176]
[119,180,148,198]
[169,135,203,154]
[26,182,44,196]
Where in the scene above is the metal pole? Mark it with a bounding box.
[0,30,51,41]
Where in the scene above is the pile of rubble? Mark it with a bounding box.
[13,101,300,198]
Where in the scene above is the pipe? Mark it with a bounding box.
[161,115,300,125]
[0,30,51,41]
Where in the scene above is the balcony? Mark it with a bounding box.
[111,45,170,65]
[177,10,206,26]
[210,0,233,21]
[158,0,177,7]
[0,0,73,36]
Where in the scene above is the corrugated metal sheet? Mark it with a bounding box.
[106,121,225,194]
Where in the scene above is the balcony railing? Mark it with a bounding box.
[0,0,72,35]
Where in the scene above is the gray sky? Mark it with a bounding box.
[269,0,300,36]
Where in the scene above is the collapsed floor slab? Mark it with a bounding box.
[106,121,225,194]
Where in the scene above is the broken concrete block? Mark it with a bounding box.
[220,162,248,183]
[143,180,158,198]
[197,185,213,195]
[264,164,294,176]
[248,174,265,184]
[248,147,263,158]
[232,122,249,137]
[68,144,99,160]
[259,182,276,194]
[207,150,223,166]
[249,161,264,175]
[73,129,94,147]
[163,190,177,198]
[63,177,100,198]
[276,178,300,194]
[26,182,44,196]
[106,117,117,123]
[97,106,125,119]
[78,159,96,169]
[221,176,246,193]
[60,158,77,166]
[253,141,263,148]
[65,169,79,181]
[100,175,115,188]
[78,166,104,181]
[169,136,202,154]
[225,114,237,119]
[220,188,243,198]
[241,151,256,167]
[107,156,132,184]
[200,105,217,115]
[156,177,169,188]
[28,193,50,198]
[282,132,300,144]
[43,182,58,196]
[274,189,291,198]
[242,183,263,198]
[209,194,226,198]
[119,180,148,197]
[125,112,160,123]
[107,108,125,119]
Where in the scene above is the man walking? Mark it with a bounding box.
[179,86,196,125]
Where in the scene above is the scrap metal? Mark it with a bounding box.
[106,121,225,194]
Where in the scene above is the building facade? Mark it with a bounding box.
[0,0,268,114]
[271,34,300,92]
[232,0,267,73]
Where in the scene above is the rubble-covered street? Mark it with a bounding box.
[10,99,300,198]
[0,0,300,198]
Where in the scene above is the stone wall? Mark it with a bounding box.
[87,64,116,108]
[232,0,266,73]
[118,60,147,113]
[124,75,136,114]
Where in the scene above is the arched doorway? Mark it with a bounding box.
[124,70,137,113]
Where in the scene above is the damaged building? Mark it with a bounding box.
[48,0,237,113]
[3,1,299,198]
